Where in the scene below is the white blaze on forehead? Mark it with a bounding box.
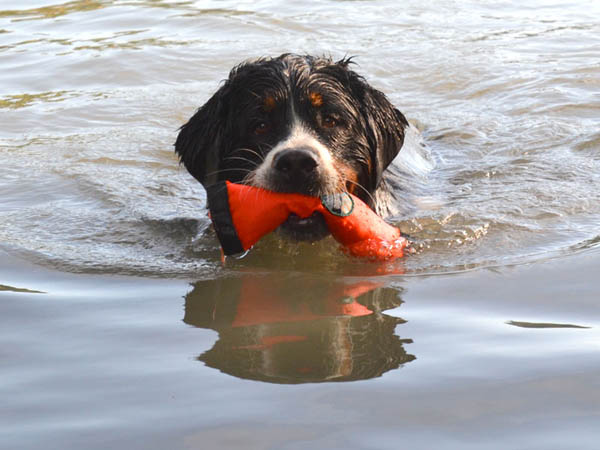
[251,121,337,187]
[273,123,334,164]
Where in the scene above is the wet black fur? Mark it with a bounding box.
[174,53,408,210]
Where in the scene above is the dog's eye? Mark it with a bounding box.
[322,115,337,129]
[254,121,271,135]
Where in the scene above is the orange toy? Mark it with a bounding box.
[206,181,409,261]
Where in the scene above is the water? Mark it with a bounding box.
[1,1,599,449]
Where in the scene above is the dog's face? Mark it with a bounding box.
[175,54,408,241]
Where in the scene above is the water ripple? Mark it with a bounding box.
[1,0,600,276]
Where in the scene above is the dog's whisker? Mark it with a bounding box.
[223,156,261,167]
[343,178,376,206]
[259,142,275,152]
[238,177,266,206]
[204,167,253,178]
[229,147,265,162]
[248,89,262,100]
[240,171,257,186]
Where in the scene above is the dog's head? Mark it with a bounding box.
[175,54,408,240]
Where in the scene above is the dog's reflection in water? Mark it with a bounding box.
[183,274,415,384]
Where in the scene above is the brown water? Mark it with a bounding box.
[1,1,599,449]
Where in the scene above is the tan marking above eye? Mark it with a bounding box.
[263,96,276,112]
[309,92,323,107]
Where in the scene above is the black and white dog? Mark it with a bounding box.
[175,54,409,241]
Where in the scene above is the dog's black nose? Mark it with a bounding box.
[272,148,319,181]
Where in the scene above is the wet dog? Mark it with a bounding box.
[175,54,408,241]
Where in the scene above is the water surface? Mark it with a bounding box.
[1,1,599,449]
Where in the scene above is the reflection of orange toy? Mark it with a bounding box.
[206,181,409,260]
[183,274,414,383]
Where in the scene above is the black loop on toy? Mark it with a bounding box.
[320,192,354,217]
[206,181,245,255]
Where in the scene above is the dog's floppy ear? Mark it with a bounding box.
[174,81,232,186]
[342,62,408,192]
[362,90,408,191]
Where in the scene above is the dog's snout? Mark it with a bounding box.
[272,148,319,179]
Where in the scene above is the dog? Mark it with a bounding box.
[175,54,409,242]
